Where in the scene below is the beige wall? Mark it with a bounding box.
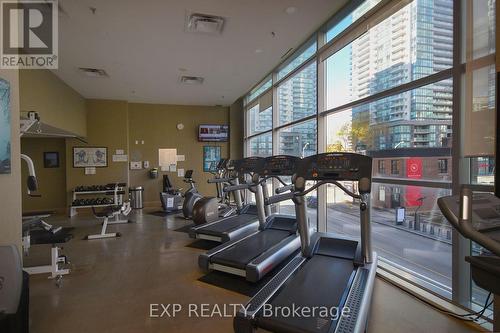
[0,69,22,250]
[21,138,66,213]
[19,70,87,137]
[65,100,129,193]
[229,98,244,160]
[62,101,229,208]
[128,103,229,206]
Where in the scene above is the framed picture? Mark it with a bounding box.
[44,152,60,168]
[73,147,108,168]
[0,78,11,174]
[203,146,221,172]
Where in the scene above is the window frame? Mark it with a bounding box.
[242,0,496,312]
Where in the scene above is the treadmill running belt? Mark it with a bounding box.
[257,256,355,333]
[198,214,256,236]
[211,229,293,269]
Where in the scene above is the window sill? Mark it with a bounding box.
[377,261,492,331]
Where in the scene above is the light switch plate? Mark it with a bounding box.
[130,161,142,170]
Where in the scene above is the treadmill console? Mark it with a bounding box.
[296,152,372,183]
[260,155,301,176]
[231,157,265,174]
[438,193,500,233]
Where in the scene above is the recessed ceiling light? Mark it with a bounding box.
[179,76,204,85]
[255,49,263,54]
[78,67,109,78]
[285,6,297,15]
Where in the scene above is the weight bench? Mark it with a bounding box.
[22,210,62,234]
[87,202,132,240]
[22,217,72,284]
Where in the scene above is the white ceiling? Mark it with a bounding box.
[53,0,348,106]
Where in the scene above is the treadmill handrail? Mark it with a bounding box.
[223,183,251,193]
[297,180,361,199]
[275,184,294,194]
[266,192,295,205]
[459,187,500,257]
[208,177,234,184]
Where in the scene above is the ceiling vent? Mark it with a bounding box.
[179,76,204,85]
[186,13,225,34]
[78,67,109,78]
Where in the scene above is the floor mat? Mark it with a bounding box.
[185,239,219,250]
[148,210,182,217]
[174,224,194,233]
[197,250,299,296]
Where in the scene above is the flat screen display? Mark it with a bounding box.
[198,125,229,142]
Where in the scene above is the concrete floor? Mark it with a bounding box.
[24,210,482,333]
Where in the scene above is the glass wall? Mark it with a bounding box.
[242,0,496,313]
[278,62,317,125]
[248,133,272,157]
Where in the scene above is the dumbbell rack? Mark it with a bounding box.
[70,184,126,217]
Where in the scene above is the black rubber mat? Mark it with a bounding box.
[174,224,194,233]
[185,240,219,250]
[198,250,299,296]
[147,210,182,217]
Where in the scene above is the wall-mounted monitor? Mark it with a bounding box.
[198,125,229,142]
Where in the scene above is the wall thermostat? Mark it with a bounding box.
[176,123,184,130]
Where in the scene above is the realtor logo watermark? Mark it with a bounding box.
[1,0,58,69]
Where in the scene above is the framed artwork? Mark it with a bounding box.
[73,147,108,168]
[0,78,11,174]
[203,146,221,172]
[44,152,60,168]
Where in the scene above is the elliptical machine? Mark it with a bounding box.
[182,170,203,219]
[192,159,248,225]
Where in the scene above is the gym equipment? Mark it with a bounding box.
[159,174,183,213]
[0,245,29,333]
[189,157,266,243]
[182,170,203,219]
[199,155,301,282]
[86,201,132,240]
[438,188,500,330]
[22,211,62,234]
[235,152,377,333]
[22,215,72,284]
[20,155,72,285]
[192,158,238,225]
[70,183,126,217]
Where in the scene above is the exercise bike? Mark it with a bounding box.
[182,170,203,219]
[159,174,183,213]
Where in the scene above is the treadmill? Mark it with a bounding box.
[189,157,266,243]
[438,188,500,331]
[235,152,378,333]
[199,155,302,282]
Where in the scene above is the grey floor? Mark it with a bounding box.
[24,210,483,333]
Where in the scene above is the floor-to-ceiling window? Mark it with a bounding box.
[242,0,496,320]
[324,0,455,297]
